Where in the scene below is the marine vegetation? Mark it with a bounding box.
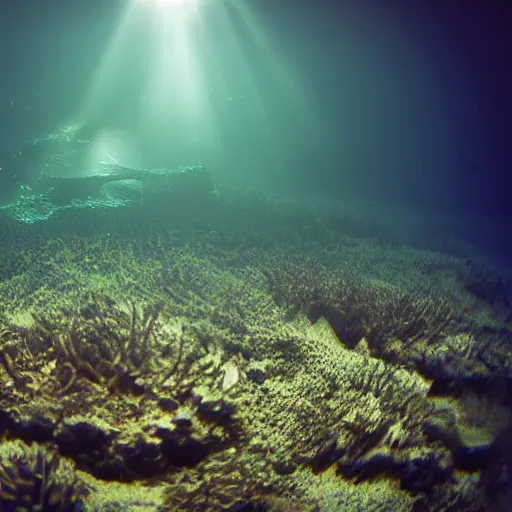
[0,186,511,511]
[0,296,243,481]
[0,440,89,512]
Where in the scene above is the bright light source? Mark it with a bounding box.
[79,0,321,181]
[154,0,190,8]
[139,0,196,10]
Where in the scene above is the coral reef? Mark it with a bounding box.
[0,297,242,481]
[0,189,511,511]
[0,440,89,511]
[261,256,457,364]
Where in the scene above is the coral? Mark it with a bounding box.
[160,448,278,512]
[261,256,456,366]
[426,391,512,454]
[239,315,437,491]
[0,440,89,512]
[415,473,486,512]
[1,220,511,511]
[461,259,512,325]
[454,391,511,451]
[1,298,187,397]
[296,468,417,512]
[0,293,244,481]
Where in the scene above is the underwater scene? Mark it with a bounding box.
[0,0,511,511]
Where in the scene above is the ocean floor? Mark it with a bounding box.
[0,180,511,512]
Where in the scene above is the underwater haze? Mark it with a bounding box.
[1,0,510,260]
[0,1,512,511]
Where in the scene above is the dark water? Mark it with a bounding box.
[1,0,510,263]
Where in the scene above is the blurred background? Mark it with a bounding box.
[0,0,510,261]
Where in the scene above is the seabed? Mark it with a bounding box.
[0,165,511,512]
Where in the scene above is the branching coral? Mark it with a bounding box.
[1,223,508,510]
[36,299,186,394]
[262,258,456,365]
[0,440,89,512]
[0,295,244,481]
